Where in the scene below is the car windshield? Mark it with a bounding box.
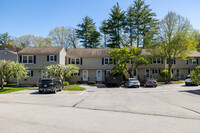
[146,78,155,81]
[129,78,137,81]
[41,80,53,84]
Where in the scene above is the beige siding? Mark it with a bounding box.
[59,48,66,65]
[0,51,17,61]
[19,70,41,86]
[19,54,59,69]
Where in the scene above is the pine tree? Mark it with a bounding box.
[102,3,125,48]
[125,0,158,47]
[76,16,101,48]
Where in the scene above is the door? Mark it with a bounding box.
[145,69,150,78]
[82,70,88,81]
[96,70,102,81]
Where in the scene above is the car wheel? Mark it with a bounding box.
[59,87,62,91]
[53,88,57,94]
[185,83,188,86]
[38,90,43,94]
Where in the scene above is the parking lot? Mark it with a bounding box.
[0,84,200,133]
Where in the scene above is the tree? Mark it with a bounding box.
[190,66,200,85]
[0,60,28,90]
[44,64,79,87]
[148,12,198,83]
[49,27,79,50]
[124,0,158,47]
[160,70,173,83]
[32,36,52,47]
[76,16,101,48]
[102,3,125,48]
[108,46,148,78]
[0,32,10,45]
[18,35,34,48]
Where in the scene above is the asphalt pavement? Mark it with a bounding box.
[0,84,200,133]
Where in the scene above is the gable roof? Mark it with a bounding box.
[18,47,64,55]
[66,48,114,57]
[188,51,200,57]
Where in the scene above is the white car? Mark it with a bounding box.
[125,78,140,88]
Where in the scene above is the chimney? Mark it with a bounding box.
[5,48,7,55]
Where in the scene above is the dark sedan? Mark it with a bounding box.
[144,78,158,87]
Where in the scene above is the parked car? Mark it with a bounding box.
[38,78,62,94]
[125,78,140,88]
[185,75,198,86]
[144,78,158,87]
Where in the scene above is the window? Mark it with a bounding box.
[49,55,54,61]
[22,55,33,64]
[104,58,113,65]
[167,59,176,64]
[188,58,198,65]
[154,69,158,74]
[153,58,162,64]
[106,70,111,76]
[71,58,80,65]
[27,70,33,77]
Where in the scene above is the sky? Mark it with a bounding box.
[1,0,200,37]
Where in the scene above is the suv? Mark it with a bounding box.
[38,79,62,94]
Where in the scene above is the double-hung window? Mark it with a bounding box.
[153,58,162,64]
[104,58,113,65]
[71,58,80,65]
[49,55,54,62]
[188,58,198,65]
[22,55,33,64]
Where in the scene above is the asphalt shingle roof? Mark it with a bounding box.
[18,47,64,55]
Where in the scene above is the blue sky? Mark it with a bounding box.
[1,0,200,37]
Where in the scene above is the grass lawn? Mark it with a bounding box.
[0,87,30,94]
[158,81,185,84]
[64,85,85,91]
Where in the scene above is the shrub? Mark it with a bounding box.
[64,81,69,86]
[88,81,96,85]
[160,70,173,82]
[191,66,200,85]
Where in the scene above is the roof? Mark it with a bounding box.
[66,48,114,57]
[18,47,64,55]
[188,51,200,57]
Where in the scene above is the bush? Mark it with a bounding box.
[160,70,173,82]
[191,66,200,85]
[64,81,69,86]
[88,81,96,85]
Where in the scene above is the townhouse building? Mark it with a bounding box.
[3,47,198,86]
[18,47,66,86]
[67,49,200,83]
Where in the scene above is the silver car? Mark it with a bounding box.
[125,78,140,88]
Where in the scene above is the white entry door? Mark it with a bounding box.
[96,70,102,81]
[82,70,88,81]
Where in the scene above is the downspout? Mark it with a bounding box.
[17,52,19,87]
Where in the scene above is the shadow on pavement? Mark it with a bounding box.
[180,89,200,95]
[30,91,55,95]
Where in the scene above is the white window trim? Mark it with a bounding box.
[27,70,33,77]
[22,55,33,64]
[71,58,80,65]
[188,58,197,65]
[145,69,150,77]
[104,57,113,65]
[49,55,54,62]
[154,69,159,74]
[153,58,162,64]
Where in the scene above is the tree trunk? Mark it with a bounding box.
[1,78,4,90]
[168,59,172,83]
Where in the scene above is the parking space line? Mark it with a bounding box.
[80,90,85,95]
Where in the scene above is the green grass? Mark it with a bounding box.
[0,87,30,94]
[158,81,185,84]
[64,85,85,91]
